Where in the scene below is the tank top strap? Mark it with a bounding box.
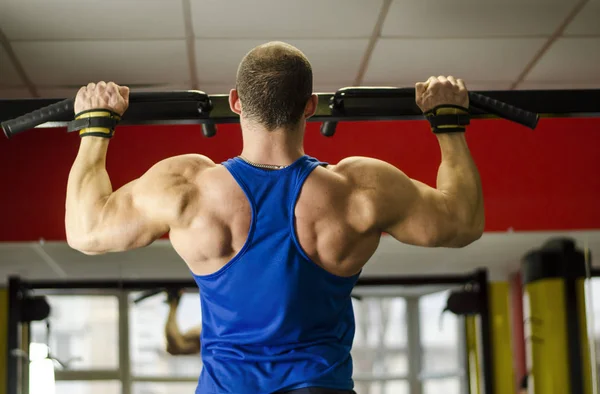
[222,155,326,204]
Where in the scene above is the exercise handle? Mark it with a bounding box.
[332,87,539,130]
[469,92,539,130]
[1,91,212,139]
[2,98,74,138]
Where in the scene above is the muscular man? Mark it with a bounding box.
[65,42,484,393]
[165,291,202,356]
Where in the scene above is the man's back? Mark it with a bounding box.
[169,155,382,279]
[183,155,361,393]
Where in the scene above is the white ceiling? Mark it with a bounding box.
[1,0,599,98]
[0,231,597,286]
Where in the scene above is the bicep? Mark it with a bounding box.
[94,179,170,252]
[86,165,186,254]
[382,177,457,247]
[346,158,457,247]
[77,154,209,255]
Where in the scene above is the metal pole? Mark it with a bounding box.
[407,297,423,394]
[26,273,479,290]
[20,323,29,394]
[476,270,494,394]
[118,291,132,394]
[565,276,584,394]
[458,316,469,394]
[7,276,22,394]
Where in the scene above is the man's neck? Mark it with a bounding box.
[240,123,305,166]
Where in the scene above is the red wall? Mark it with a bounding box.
[0,117,599,241]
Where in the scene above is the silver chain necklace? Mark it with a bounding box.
[238,156,288,170]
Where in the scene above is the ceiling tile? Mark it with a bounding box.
[0,0,184,40]
[0,244,60,282]
[194,39,264,84]
[36,84,192,99]
[133,84,193,92]
[383,0,575,37]
[363,38,546,84]
[37,242,189,279]
[385,81,513,91]
[314,84,354,94]
[525,38,600,82]
[13,41,189,86]
[195,39,368,86]
[0,244,42,264]
[517,82,600,90]
[197,84,235,95]
[0,88,32,98]
[35,88,80,99]
[0,46,23,86]
[564,0,600,36]
[191,0,382,38]
[195,83,345,95]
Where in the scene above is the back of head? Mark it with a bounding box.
[236,42,313,131]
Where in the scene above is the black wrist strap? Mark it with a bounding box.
[424,105,470,134]
[68,109,121,138]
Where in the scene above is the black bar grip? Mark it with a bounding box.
[469,91,539,130]
[332,87,540,129]
[1,91,212,139]
[2,98,73,138]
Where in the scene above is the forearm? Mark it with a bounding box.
[165,303,184,348]
[65,138,113,249]
[435,133,484,242]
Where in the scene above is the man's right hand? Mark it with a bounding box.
[415,76,469,113]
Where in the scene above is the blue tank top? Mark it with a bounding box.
[191,155,359,394]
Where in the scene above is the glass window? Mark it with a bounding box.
[54,380,121,394]
[383,380,410,394]
[354,380,409,394]
[420,291,460,375]
[587,278,600,385]
[132,382,198,394]
[29,295,119,370]
[423,377,461,394]
[352,297,407,377]
[29,356,55,394]
[588,279,600,356]
[129,291,203,377]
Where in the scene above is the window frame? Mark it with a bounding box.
[27,288,469,394]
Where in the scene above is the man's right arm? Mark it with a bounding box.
[343,77,484,248]
[382,133,482,247]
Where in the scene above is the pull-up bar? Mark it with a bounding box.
[2,87,600,139]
